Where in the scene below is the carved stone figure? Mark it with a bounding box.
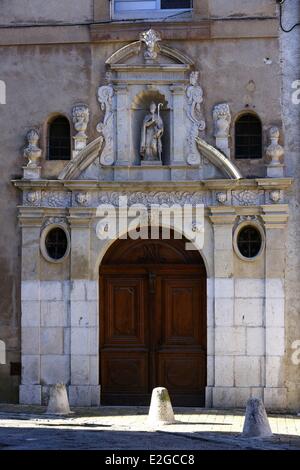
[139,29,161,62]
[186,72,206,166]
[140,102,164,162]
[72,104,89,156]
[266,127,284,177]
[213,103,231,158]
[97,75,115,166]
[23,129,42,179]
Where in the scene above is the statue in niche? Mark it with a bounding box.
[140,102,164,162]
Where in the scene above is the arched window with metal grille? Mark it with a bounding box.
[235,113,262,160]
[48,116,71,160]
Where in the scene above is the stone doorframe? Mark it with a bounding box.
[15,179,292,409]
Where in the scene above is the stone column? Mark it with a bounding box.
[68,208,100,406]
[19,208,43,405]
[115,85,131,180]
[261,204,289,410]
[170,85,185,161]
[208,207,236,408]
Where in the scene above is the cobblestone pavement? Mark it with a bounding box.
[0,405,299,450]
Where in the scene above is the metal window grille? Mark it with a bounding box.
[48,116,71,161]
[237,226,262,258]
[235,114,262,160]
[45,228,68,260]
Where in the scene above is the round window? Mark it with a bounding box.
[236,225,263,259]
[43,227,69,262]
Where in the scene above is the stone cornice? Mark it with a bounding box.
[208,207,237,225]
[18,207,69,227]
[261,204,289,229]
[13,178,294,193]
[0,18,278,46]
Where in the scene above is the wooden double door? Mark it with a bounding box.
[99,236,207,406]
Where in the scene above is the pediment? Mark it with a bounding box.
[105,33,194,68]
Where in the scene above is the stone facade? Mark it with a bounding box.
[0,1,299,411]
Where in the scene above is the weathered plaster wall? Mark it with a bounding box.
[0,0,93,25]
[280,0,300,412]
[208,0,276,18]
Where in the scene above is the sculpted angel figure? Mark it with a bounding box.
[140,102,164,162]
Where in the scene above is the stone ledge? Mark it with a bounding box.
[0,18,279,46]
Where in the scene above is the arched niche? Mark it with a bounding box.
[131,89,170,165]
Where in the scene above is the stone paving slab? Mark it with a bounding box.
[0,405,299,450]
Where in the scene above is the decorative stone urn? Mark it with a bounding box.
[23,129,42,180]
[266,127,284,177]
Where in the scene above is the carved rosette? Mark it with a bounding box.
[185,72,206,166]
[75,191,90,206]
[216,192,227,205]
[269,190,282,204]
[97,76,115,166]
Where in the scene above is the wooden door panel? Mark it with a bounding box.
[101,351,148,392]
[100,236,207,406]
[157,352,206,393]
[102,276,147,347]
[160,278,203,347]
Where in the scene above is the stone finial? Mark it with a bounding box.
[147,387,176,427]
[72,104,89,157]
[139,29,161,62]
[266,126,284,178]
[242,398,273,438]
[46,383,72,415]
[213,103,231,158]
[23,129,42,180]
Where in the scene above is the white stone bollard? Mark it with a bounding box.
[242,398,273,438]
[46,384,72,415]
[147,387,176,426]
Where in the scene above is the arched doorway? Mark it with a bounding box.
[99,231,207,406]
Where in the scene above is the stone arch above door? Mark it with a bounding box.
[99,231,207,406]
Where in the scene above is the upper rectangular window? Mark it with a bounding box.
[113,0,192,19]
